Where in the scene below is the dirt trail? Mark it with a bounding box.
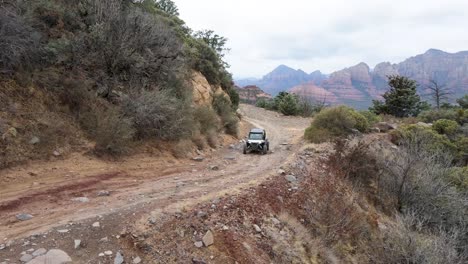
[0,104,311,241]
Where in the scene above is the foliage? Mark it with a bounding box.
[122,90,194,140]
[419,109,459,123]
[194,106,219,135]
[278,93,299,116]
[94,107,135,156]
[371,75,425,117]
[304,106,369,143]
[390,125,456,154]
[457,95,468,109]
[432,119,460,136]
[359,110,382,125]
[153,0,179,16]
[212,94,238,136]
[448,167,468,191]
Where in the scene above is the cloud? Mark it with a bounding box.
[175,0,468,78]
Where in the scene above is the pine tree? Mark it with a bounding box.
[278,93,299,116]
[371,75,424,117]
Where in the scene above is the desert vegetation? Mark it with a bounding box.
[300,74,467,263]
[256,91,326,117]
[0,0,239,167]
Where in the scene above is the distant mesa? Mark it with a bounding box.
[235,49,468,109]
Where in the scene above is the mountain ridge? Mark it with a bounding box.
[236,49,468,109]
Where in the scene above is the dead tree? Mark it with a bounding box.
[426,80,452,109]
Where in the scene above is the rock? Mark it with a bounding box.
[99,253,105,257]
[16,214,33,221]
[277,169,286,175]
[92,222,100,228]
[222,225,229,231]
[229,144,235,149]
[285,175,297,183]
[271,217,281,225]
[202,230,214,247]
[41,249,72,264]
[148,217,157,225]
[253,224,262,233]
[192,258,207,264]
[57,229,69,234]
[194,241,203,248]
[417,122,432,127]
[350,128,361,135]
[192,156,204,162]
[133,257,142,264]
[370,127,381,133]
[104,250,113,256]
[29,136,40,145]
[114,252,124,264]
[196,149,203,155]
[2,127,17,140]
[20,254,33,262]
[74,240,81,249]
[0,244,4,250]
[32,248,47,256]
[376,122,397,132]
[97,190,110,197]
[197,211,207,218]
[99,237,109,243]
[53,151,61,157]
[224,155,236,160]
[209,165,219,171]
[71,197,89,203]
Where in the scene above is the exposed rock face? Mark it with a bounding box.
[289,83,338,103]
[191,71,229,107]
[236,85,272,103]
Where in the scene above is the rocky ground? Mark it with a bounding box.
[0,105,313,263]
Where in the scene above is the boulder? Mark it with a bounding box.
[16,214,33,221]
[375,122,397,132]
[114,252,124,264]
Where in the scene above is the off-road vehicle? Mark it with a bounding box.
[243,128,269,154]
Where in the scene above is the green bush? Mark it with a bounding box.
[213,94,238,136]
[447,167,468,191]
[432,119,460,136]
[359,110,382,125]
[194,106,219,135]
[304,106,369,143]
[390,124,456,154]
[278,93,299,116]
[419,109,457,123]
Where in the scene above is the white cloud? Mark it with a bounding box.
[175,0,468,78]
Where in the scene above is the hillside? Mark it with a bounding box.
[236,49,468,109]
[0,0,239,169]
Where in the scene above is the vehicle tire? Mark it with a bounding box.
[267,143,270,151]
[243,146,247,154]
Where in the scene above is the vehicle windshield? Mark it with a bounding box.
[249,133,263,140]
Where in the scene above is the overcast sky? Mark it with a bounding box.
[175,0,468,79]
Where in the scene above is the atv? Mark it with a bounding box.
[243,128,269,155]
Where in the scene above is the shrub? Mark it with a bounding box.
[432,119,460,136]
[212,94,238,136]
[390,125,456,154]
[359,110,382,125]
[447,167,468,191]
[194,106,219,135]
[278,93,299,116]
[0,9,42,73]
[304,106,369,143]
[419,109,456,123]
[94,108,135,156]
[171,139,192,158]
[122,90,194,140]
[457,95,468,109]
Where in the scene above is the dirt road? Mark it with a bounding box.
[0,104,311,242]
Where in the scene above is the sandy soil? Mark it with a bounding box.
[0,104,311,244]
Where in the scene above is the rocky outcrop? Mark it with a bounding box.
[191,71,229,107]
[289,83,338,103]
[236,85,272,103]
